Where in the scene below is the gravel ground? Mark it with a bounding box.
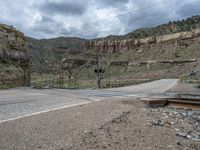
[0,99,199,150]
[166,81,200,94]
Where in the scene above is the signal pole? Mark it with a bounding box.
[96,56,101,88]
[83,52,105,88]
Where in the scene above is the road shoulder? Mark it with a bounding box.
[0,98,199,150]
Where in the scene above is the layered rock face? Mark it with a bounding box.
[0,24,29,87]
[86,28,200,53]
[0,24,27,64]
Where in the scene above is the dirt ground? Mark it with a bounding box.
[0,99,199,150]
[166,81,200,94]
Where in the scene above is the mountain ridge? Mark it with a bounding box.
[1,15,200,88]
[27,15,200,41]
[26,15,200,73]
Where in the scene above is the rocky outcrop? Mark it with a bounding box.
[61,58,97,70]
[109,59,197,67]
[86,28,200,53]
[0,24,28,64]
[0,24,30,87]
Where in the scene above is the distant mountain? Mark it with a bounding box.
[26,15,200,73]
[100,15,200,40]
[1,15,200,88]
[125,15,200,39]
[26,37,86,73]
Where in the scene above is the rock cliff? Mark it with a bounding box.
[0,24,28,64]
[0,24,29,87]
[86,28,200,53]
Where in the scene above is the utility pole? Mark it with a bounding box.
[60,62,64,88]
[94,56,105,88]
[96,56,101,88]
[83,52,105,88]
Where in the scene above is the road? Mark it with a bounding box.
[0,79,177,122]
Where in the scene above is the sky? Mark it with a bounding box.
[0,0,200,39]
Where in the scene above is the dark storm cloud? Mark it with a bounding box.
[116,0,174,33]
[176,0,200,17]
[39,0,87,15]
[1,0,200,39]
[97,0,130,7]
[117,0,200,34]
[40,15,54,23]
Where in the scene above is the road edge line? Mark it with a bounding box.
[0,101,97,124]
[161,79,179,93]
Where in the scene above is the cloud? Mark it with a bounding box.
[39,0,87,15]
[119,0,176,32]
[0,0,200,39]
[96,0,130,8]
[176,0,200,17]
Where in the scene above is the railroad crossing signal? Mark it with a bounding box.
[94,68,105,88]
[94,69,105,73]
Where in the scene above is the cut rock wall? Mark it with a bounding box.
[86,28,200,53]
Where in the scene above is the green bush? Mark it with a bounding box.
[0,84,9,90]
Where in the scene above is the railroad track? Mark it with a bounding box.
[168,94,200,109]
[142,94,200,109]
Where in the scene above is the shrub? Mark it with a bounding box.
[0,84,9,90]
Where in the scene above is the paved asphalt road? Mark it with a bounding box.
[0,79,177,122]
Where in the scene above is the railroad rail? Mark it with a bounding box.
[168,94,200,109]
[141,94,200,109]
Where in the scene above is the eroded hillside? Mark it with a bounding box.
[0,24,29,88]
[24,15,200,88]
[0,15,196,88]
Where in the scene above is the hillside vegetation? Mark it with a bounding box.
[0,24,29,88]
[27,15,200,66]
[3,15,200,88]
[106,15,200,40]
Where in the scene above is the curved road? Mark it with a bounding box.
[0,79,177,122]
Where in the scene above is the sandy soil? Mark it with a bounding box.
[0,99,199,150]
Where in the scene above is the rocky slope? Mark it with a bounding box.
[1,15,200,88]
[0,24,27,63]
[104,15,200,40]
[0,24,29,87]
[25,15,200,88]
[86,28,200,54]
[26,37,86,73]
[28,15,200,68]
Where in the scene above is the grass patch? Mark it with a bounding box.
[0,84,9,90]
